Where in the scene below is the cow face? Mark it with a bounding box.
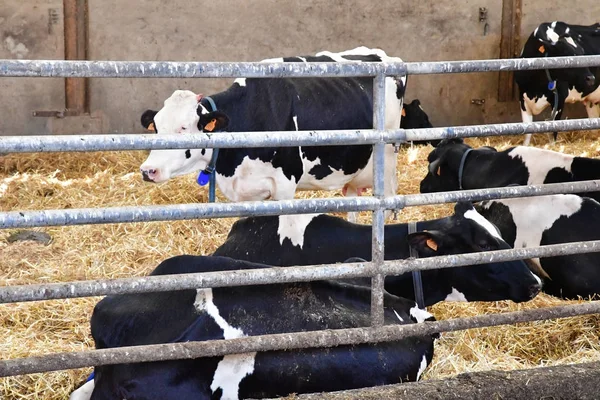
[401,99,433,130]
[419,138,474,192]
[533,21,596,90]
[409,202,541,303]
[139,90,229,183]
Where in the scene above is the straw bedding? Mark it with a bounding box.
[1,131,600,399]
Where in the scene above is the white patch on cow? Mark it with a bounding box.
[583,85,600,104]
[586,103,600,119]
[508,146,574,185]
[69,380,94,400]
[416,354,428,381]
[545,26,560,43]
[393,309,404,322]
[297,56,307,62]
[565,36,578,48]
[521,108,534,146]
[261,57,284,63]
[522,93,550,116]
[566,87,585,103]
[216,156,296,201]
[194,289,256,400]
[293,115,299,131]
[530,270,543,286]
[234,78,246,87]
[297,156,356,191]
[276,214,319,248]
[409,306,433,323]
[464,209,502,239]
[480,195,583,268]
[444,287,468,302]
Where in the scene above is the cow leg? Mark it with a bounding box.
[586,101,600,119]
[521,109,534,146]
[343,184,360,223]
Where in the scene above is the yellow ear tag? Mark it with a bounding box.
[401,108,406,117]
[538,45,545,53]
[436,166,441,176]
[426,238,438,251]
[204,119,217,132]
[147,122,155,132]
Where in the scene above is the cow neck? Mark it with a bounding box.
[197,96,220,200]
[457,148,473,190]
[408,221,425,309]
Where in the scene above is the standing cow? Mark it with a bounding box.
[515,21,599,145]
[140,47,406,222]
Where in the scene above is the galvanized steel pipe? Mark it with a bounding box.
[1,300,599,377]
[2,240,600,304]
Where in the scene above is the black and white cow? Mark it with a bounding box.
[213,202,542,306]
[515,21,600,145]
[139,47,405,221]
[72,255,436,399]
[419,138,600,203]
[476,194,600,299]
[401,99,440,147]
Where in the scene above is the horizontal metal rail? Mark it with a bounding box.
[2,180,599,229]
[2,300,599,377]
[2,118,600,153]
[1,55,600,79]
[1,240,600,304]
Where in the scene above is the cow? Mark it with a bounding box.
[515,21,600,145]
[71,255,436,400]
[476,194,600,299]
[212,202,542,306]
[139,47,406,222]
[419,138,600,204]
[401,99,440,147]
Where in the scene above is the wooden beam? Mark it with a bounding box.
[63,0,89,113]
[497,0,522,102]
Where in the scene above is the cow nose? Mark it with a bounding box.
[529,283,542,298]
[586,74,596,87]
[140,168,158,182]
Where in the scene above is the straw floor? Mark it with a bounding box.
[1,131,600,399]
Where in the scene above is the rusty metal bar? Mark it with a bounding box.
[2,240,600,304]
[498,0,522,102]
[63,0,89,113]
[2,300,599,377]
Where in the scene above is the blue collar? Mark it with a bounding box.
[543,52,560,120]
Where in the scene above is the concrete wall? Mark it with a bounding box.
[0,0,596,135]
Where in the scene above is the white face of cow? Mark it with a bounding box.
[139,90,227,183]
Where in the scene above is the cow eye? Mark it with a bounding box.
[478,242,495,251]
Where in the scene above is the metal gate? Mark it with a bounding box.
[1,55,600,379]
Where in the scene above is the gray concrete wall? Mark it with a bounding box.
[0,0,596,135]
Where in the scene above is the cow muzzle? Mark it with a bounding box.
[586,74,596,87]
[140,168,158,183]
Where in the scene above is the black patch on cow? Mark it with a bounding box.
[475,202,518,247]
[201,149,206,156]
[185,149,191,159]
[543,167,574,184]
[308,163,334,179]
[211,388,223,400]
[342,54,382,62]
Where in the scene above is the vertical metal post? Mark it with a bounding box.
[63,0,89,113]
[370,73,387,326]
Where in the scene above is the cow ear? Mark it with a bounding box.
[198,111,229,132]
[141,110,158,132]
[407,231,441,253]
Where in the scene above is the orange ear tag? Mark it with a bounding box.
[401,108,406,117]
[204,119,217,132]
[426,238,438,251]
[436,166,441,176]
[538,45,545,53]
[147,122,155,132]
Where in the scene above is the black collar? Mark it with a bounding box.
[457,148,473,190]
[408,221,426,309]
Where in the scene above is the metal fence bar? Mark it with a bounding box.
[0,60,407,78]
[370,73,387,326]
[2,300,600,377]
[1,55,600,79]
[2,240,600,304]
[3,118,600,153]
[2,180,599,230]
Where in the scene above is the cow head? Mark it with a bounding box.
[532,21,595,89]
[139,90,229,183]
[401,99,440,147]
[419,138,480,193]
[407,202,542,303]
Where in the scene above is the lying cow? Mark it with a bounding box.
[213,202,542,306]
[476,194,600,299]
[140,47,405,222]
[72,255,436,399]
[515,21,600,145]
[419,138,600,203]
